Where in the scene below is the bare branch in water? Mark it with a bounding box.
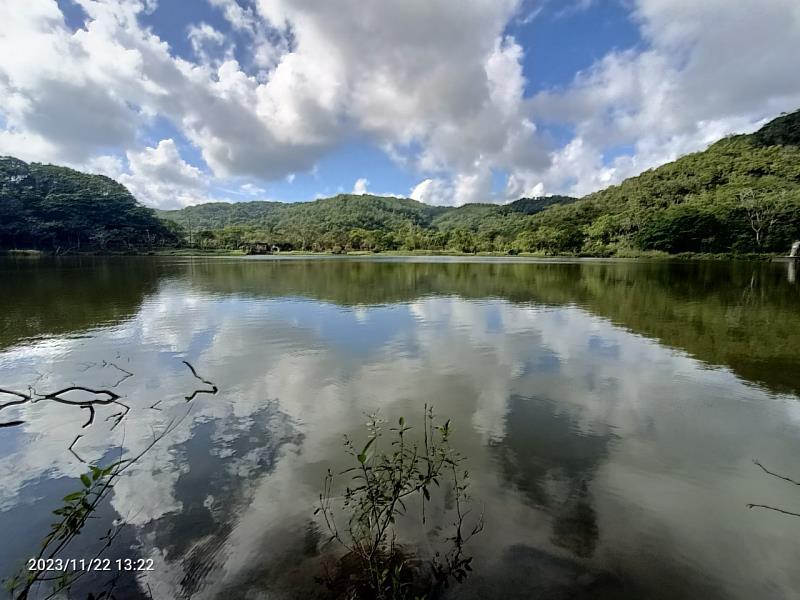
[746,504,800,518]
[182,360,219,401]
[748,460,800,520]
[753,459,800,486]
[0,388,32,404]
[0,390,32,428]
[39,386,121,403]
[68,434,86,464]
[1,359,211,469]
[81,405,95,429]
[103,361,134,388]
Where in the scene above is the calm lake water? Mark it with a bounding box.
[1,256,799,599]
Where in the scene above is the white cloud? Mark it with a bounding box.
[84,154,126,178]
[0,0,543,206]
[240,182,266,196]
[187,22,230,66]
[352,177,369,195]
[0,0,799,206]
[119,139,210,209]
[528,0,800,196]
[411,178,453,206]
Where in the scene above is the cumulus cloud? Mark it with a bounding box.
[352,177,369,195]
[1,0,799,206]
[0,0,543,206]
[240,182,266,196]
[119,139,210,208]
[411,178,453,206]
[187,22,230,66]
[526,0,800,196]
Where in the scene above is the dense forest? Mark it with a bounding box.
[157,195,578,254]
[2,109,799,255]
[158,110,800,255]
[523,110,800,256]
[0,157,179,252]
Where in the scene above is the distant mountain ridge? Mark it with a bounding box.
[156,194,577,232]
[2,108,799,255]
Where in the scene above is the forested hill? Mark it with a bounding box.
[522,110,800,255]
[156,194,578,252]
[0,157,178,252]
[3,109,799,255]
[157,194,578,232]
[156,109,800,255]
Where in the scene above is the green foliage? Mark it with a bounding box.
[5,461,123,599]
[157,193,581,254]
[499,195,577,215]
[520,109,800,255]
[155,112,800,257]
[0,157,179,252]
[751,110,800,147]
[6,109,800,256]
[147,111,800,256]
[636,204,724,253]
[316,408,482,600]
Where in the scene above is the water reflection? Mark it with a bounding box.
[491,394,615,558]
[0,257,799,599]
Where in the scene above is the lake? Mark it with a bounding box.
[1,256,799,599]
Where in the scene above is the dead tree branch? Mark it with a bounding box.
[753,459,800,486]
[182,360,218,401]
[103,361,134,388]
[746,504,800,518]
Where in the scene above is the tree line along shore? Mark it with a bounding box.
[2,110,799,258]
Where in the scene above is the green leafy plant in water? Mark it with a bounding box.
[2,362,214,600]
[5,461,123,600]
[315,405,483,600]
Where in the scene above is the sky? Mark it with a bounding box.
[1,0,799,209]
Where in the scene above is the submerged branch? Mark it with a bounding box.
[104,361,134,388]
[746,504,800,518]
[1,359,213,465]
[753,459,800,486]
[182,360,218,401]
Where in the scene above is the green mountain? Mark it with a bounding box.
[157,194,578,253]
[3,109,799,256]
[500,195,578,215]
[157,110,800,255]
[522,110,800,255]
[0,157,178,252]
[158,194,576,233]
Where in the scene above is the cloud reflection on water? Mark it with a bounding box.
[0,262,799,599]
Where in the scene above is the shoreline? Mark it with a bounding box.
[0,248,784,261]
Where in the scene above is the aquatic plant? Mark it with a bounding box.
[315,406,483,600]
[1,361,218,600]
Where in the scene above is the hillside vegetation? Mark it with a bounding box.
[0,157,178,252]
[158,110,800,255]
[157,193,578,253]
[525,112,800,255]
[2,109,799,256]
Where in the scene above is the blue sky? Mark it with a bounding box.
[87,0,641,204]
[3,0,799,207]
[140,0,643,202]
